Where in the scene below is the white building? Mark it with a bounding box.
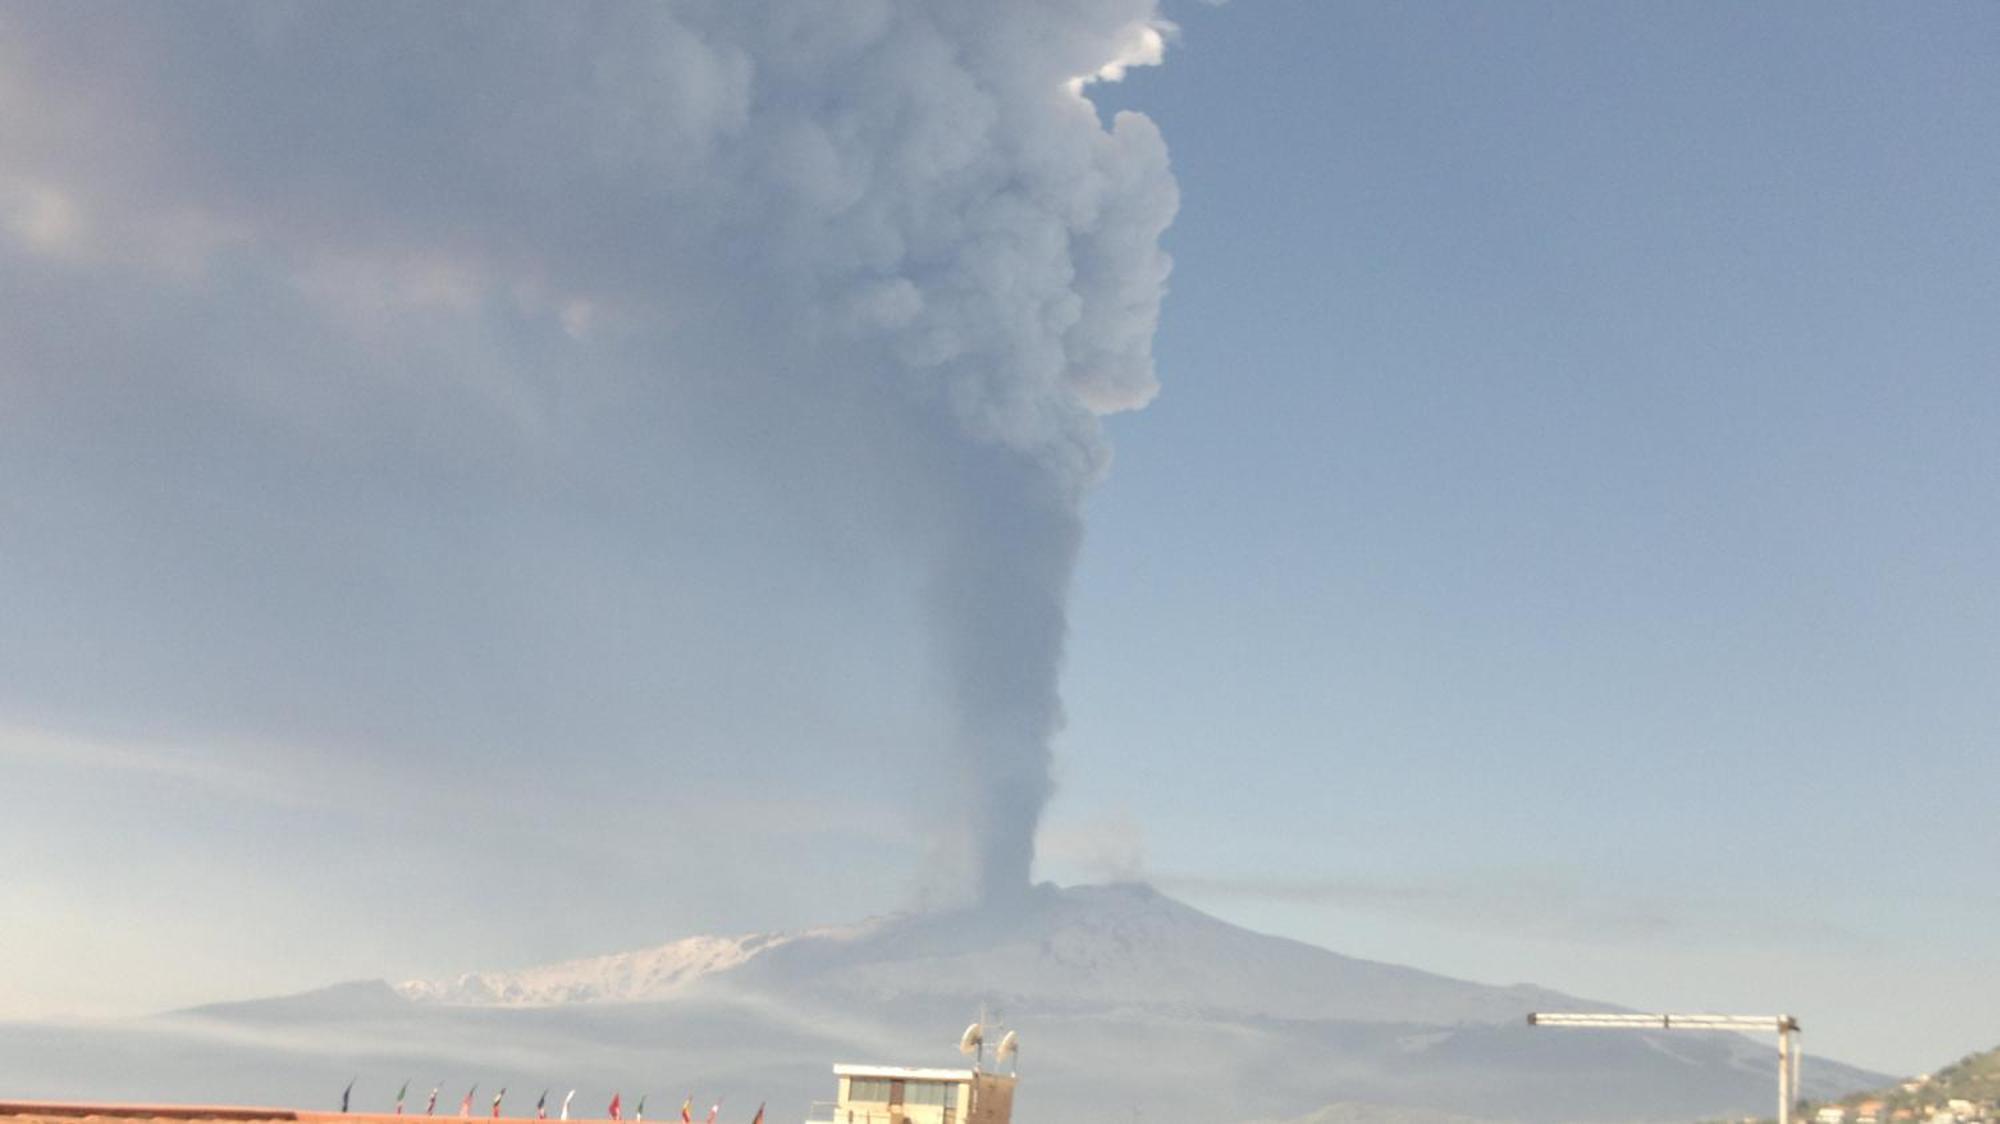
[806,1064,1016,1124]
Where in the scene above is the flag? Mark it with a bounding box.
[427,1086,441,1116]
[679,1099,691,1124]
[608,1094,622,1122]
[397,1081,411,1116]
[750,1104,764,1124]
[560,1091,576,1122]
[341,1080,355,1114]
[462,1086,478,1118]
[535,1091,548,1121]
[635,1097,647,1123]
[492,1089,507,1118]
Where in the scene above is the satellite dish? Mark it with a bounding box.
[959,1021,984,1057]
[995,1031,1019,1072]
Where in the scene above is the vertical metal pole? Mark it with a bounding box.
[1778,1025,1792,1124]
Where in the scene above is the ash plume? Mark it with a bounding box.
[0,1,1176,903]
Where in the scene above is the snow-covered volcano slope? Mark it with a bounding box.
[396,884,1569,1025]
[0,884,1887,1124]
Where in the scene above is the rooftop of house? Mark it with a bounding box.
[832,1066,978,1083]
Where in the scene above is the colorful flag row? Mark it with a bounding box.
[339,1081,762,1124]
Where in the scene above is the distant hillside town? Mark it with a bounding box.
[1802,1044,2000,1124]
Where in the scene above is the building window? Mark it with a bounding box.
[847,1079,892,1104]
[902,1083,959,1109]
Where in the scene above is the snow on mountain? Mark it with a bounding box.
[743,882,1584,1025]
[0,882,1892,1124]
[394,927,852,1007]
[394,884,1573,1026]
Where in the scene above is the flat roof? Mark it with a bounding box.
[832,1065,975,1082]
[0,1104,295,1123]
[0,1102,625,1124]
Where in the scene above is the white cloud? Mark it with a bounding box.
[1066,19,1175,95]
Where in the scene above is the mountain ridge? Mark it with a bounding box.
[0,882,1891,1124]
[389,883,1588,1027]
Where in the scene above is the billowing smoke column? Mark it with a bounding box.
[692,3,1176,898]
[0,1,1176,900]
[710,1,1180,898]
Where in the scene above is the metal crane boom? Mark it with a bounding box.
[1528,1012,1801,1124]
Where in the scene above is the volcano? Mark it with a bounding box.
[0,884,1886,1123]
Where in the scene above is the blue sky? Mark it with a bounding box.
[1,0,1994,1080]
[1043,0,1999,1074]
